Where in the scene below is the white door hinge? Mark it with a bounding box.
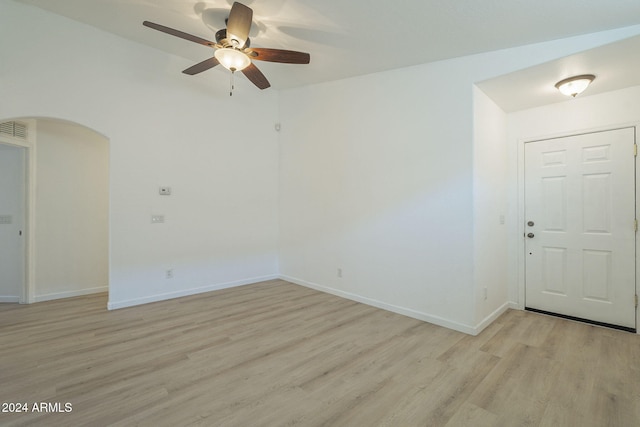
[635,219,638,232]
[635,294,638,308]
[635,144,638,157]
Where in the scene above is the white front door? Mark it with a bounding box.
[524,127,636,330]
[0,143,26,303]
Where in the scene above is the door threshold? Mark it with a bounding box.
[525,307,636,333]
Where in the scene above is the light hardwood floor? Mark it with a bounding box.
[1,279,638,426]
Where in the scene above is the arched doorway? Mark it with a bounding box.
[0,117,109,303]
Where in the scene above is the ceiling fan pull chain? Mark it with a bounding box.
[229,69,235,96]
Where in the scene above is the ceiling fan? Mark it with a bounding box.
[143,2,310,93]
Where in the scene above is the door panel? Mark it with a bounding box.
[525,127,636,329]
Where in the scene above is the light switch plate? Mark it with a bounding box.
[159,187,172,196]
[151,215,165,224]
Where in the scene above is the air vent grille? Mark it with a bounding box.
[0,121,28,140]
[0,122,13,136]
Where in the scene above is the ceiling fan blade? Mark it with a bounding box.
[226,2,253,48]
[248,48,310,64]
[143,21,216,47]
[182,57,220,75]
[242,63,270,90]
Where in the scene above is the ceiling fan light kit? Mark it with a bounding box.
[143,1,310,95]
[555,74,595,97]
[215,48,251,71]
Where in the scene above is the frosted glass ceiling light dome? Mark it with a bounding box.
[214,48,251,72]
[555,74,595,97]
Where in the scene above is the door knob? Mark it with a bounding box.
[527,221,534,227]
[527,233,534,238]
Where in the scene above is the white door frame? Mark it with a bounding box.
[0,123,36,304]
[516,122,639,333]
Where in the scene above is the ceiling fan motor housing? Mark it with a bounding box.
[215,29,250,48]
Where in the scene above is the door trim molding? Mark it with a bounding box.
[0,119,36,304]
[515,121,639,333]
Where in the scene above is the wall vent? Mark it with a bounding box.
[0,121,28,140]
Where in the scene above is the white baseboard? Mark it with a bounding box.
[473,302,510,335]
[0,296,20,303]
[280,275,480,335]
[107,273,513,336]
[508,301,522,310]
[107,274,279,310]
[33,286,108,303]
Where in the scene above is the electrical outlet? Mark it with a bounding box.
[166,269,173,279]
[159,186,172,196]
[337,268,342,278]
[151,215,165,224]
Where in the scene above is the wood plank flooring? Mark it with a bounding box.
[0,279,638,426]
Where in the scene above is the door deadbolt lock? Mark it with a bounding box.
[527,221,534,227]
[527,233,535,238]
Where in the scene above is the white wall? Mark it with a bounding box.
[31,119,109,301]
[278,67,478,332]
[506,85,640,307]
[508,85,640,138]
[0,143,25,301]
[0,0,280,308]
[472,87,509,326]
[278,29,640,334]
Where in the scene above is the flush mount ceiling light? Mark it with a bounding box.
[555,74,596,97]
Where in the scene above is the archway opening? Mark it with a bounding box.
[0,117,109,304]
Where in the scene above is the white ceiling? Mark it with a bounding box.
[14,0,640,94]
[478,34,640,112]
